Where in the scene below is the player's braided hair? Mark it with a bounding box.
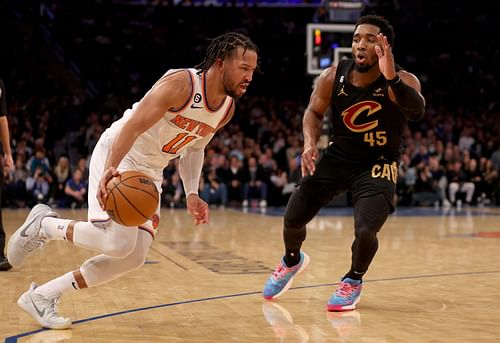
[195,32,259,72]
[356,15,395,47]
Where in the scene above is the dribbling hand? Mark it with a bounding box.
[301,146,319,177]
[97,167,120,210]
[186,193,209,225]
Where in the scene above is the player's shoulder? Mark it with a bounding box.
[313,65,337,93]
[153,68,194,99]
[162,69,193,90]
[320,64,338,82]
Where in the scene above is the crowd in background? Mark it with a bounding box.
[0,0,498,209]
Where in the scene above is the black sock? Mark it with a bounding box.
[343,269,365,281]
[284,249,301,267]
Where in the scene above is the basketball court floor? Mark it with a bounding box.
[2,206,500,342]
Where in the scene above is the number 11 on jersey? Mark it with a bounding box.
[162,133,197,154]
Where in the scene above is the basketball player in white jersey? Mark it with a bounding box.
[7,32,259,329]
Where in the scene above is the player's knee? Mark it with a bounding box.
[126,251,147,270]
[283,214,305,231]
[354,225,378,242]
[104,236,136,258]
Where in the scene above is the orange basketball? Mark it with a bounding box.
[105,171,159,226]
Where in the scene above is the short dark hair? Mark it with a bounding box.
[355,15,395,47]
[195,32,259,72]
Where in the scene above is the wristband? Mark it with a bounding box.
[387,75,401,85]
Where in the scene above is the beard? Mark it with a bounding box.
[354,61,377,73]
[224,84,241,99]
[222,72,241,98]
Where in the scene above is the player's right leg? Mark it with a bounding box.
[18,228,152,329]
[263,154,346,300]
[262,187,320,299]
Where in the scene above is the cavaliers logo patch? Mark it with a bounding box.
[341,100,381,133]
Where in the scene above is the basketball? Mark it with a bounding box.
[105,171,159,226]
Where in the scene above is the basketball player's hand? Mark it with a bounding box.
[97,167,120,210]
[3,153,14,172]
[301,146,319,177]
[375,33,397,81]
[186,194,209,225]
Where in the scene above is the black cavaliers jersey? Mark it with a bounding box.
[327,59,407,164]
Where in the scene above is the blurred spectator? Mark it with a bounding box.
[282,156,301,201]
[479,158,499,204]
[27,147,52,182]
[161,171,185,208]
[200,168,228,208]
[447,161,475,206]
[53,155,71,207]
[396,153,416,206]
[412,165,442,206]
[4,155,29,208]
[242,156,269,208]
[269,167,288,206]
[64,168,88,208]
[26,166,50,205]
[76,156,89,182]
[428,154,448,206]
[491,144,500,171]
[225,155,245,206]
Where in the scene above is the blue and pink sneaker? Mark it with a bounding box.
[327,278,362,311]
[262,252,310,300]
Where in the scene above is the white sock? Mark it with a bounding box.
[41,218,73,240]
[34,271,80,298]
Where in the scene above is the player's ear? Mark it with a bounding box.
[215,58,224,70]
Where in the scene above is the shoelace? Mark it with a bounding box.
[45,297,61,318]
[335,282,356,298]
[272,261,299,280]
[272,264,290,279]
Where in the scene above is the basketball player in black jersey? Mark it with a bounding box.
[263,15,425,311]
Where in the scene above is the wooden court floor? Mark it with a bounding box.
[1,206,500,342]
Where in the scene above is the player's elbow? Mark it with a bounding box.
[401,96,425,121]
[405,106,425,121]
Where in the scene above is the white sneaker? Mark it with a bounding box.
[7,204,59,268]
[259,200,267,208]
[18,282,72,329]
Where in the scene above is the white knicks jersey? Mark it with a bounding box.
[102,68,233,182]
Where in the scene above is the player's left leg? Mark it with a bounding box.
[17,229,152,329]
[328,160,396,311]
[263,153,349,300]
[327,193,391,311]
